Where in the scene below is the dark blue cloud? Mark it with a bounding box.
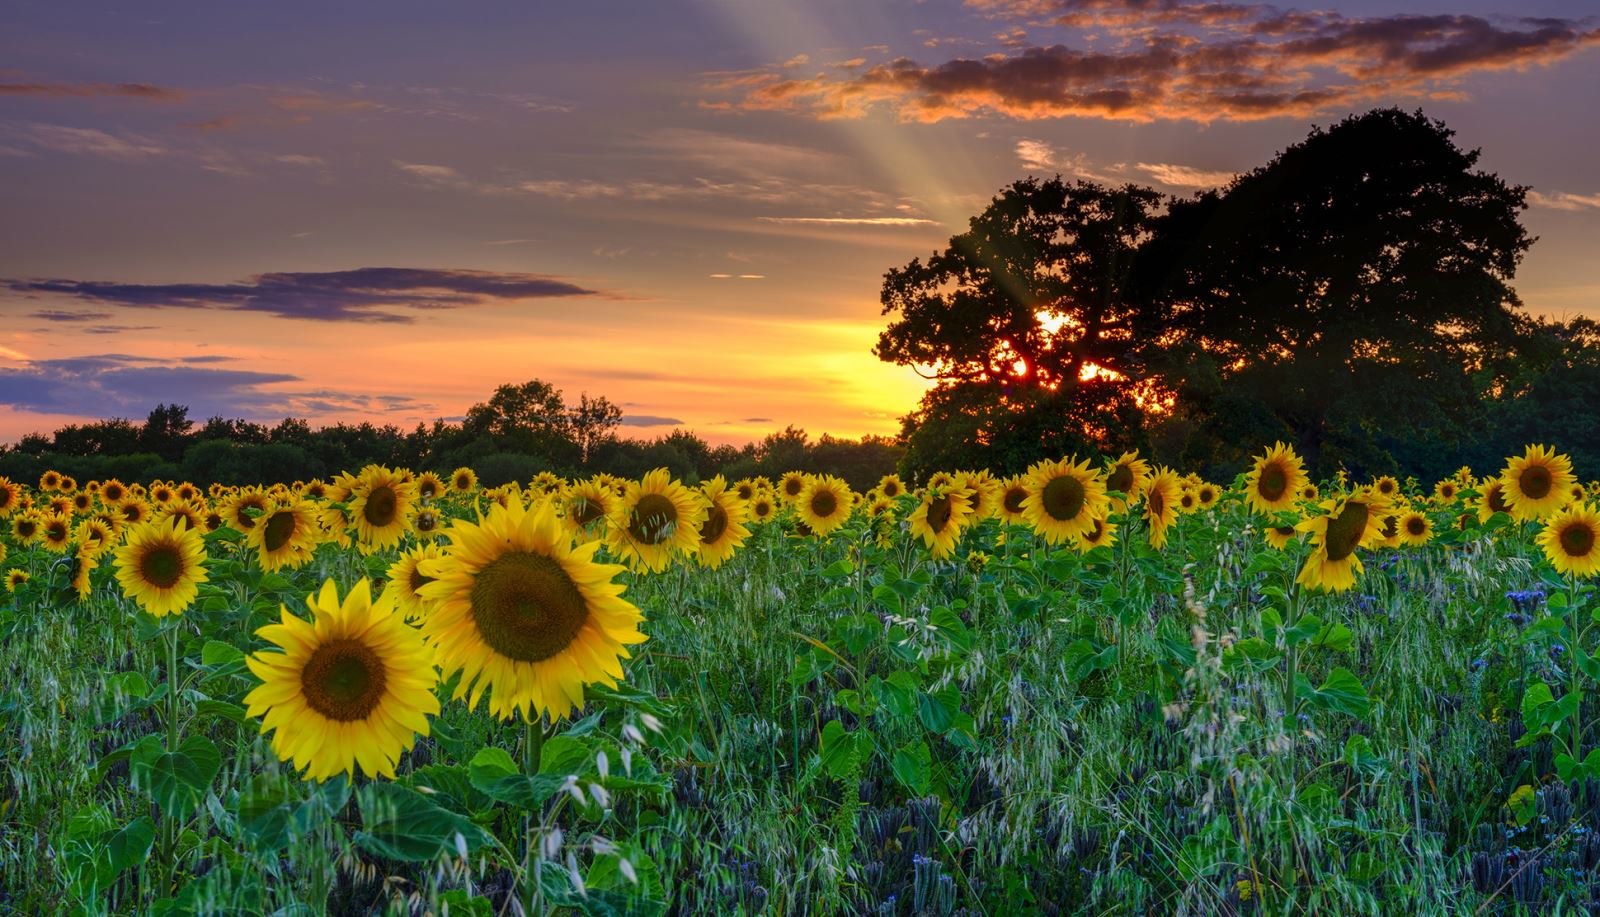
[0,353,424,420]
[5,267,598,323]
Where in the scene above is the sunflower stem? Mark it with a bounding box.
[525,715,545,774]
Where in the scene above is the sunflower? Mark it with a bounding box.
[1195,483,1220,510]
[1476,479,1515,524]
[865,495,895,518]
[796,475,853,537]
[1177,489,1199,514]
[1075,516,1118,551]
[411,506,443,541]
[1398,510,1433,547]
[418,499,647,721]
[749,494,778,524]
[112,516,208,616]
[47,496,73,517]
[957,470,1001,519]
[317,504,354,549]
[450,466,479,494]
[562,479,615,536]
[160,501,206,534]
[908,486,975,560]
[67,550,97,600]
[95,478,127,505]
[1539,505,1600,578]
[73,518,115,557]
[70,492,94,514]
[1103,451,1152,510]
[1144,469,1183,549]
[1022,457,1109,545]
[385,542,443,622]
[40,513,72,553]
[1375,506,1404,549]
[1372,476,1400,500]
[245,578,439,781]
[608,468,705,573]
[1570,483,1589,507]
[1295,488,1391,593]
[1244,442,1308,514]
[0,477,19,518]
[39,470,63,492]
[5,569,28,593]
[997,476,1030,525]
[11,511,41,544]
[149,483,175,506]
[1500,444,1576,522]
[696,476,751,569]
[877,474,906,500]
[778,472,808,505]
[221,489,272,532]
[247,499,320,572]
[415,471,445,501]
[1433,479,1459,504]
[300,479,329,501]
[1264,523,1300,550]
[349,465,418,551]
[175,483,200,503]
[207,482,227,499]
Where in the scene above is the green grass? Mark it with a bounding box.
[0,495,1589,915]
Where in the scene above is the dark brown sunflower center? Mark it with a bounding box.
[754,500,772,519]
[1199,487,1215,503]
[140,545,184,589]
[809,490,838,519]
[1107,465,1133,495]
[1440,484,1455,498]
[455,473,472,489]
[1041,474,1086,522]
[1274,525,1295,537]
[882,481,900,497]
[1519,465,1553,501]
[784,478,804,497]
[629,493,678,544]
[1084,519,1106,542]
[415,511,439,533]
[1003,487,1027,514]
[1560,522,1596,559]
[124,505,145,524]
[47,521,68,541]
[1378,480,1395,495]
[1381,515,1399,539]
[262,510,296,553]
[364,486,398,527]
[1405,516,1427,536]
[1257,464,1288,501]
[699,502,729,544]
[1324,501,1370,562]
[0,489,12,511]
[1487,484,1510,514]
[927,494,954,533]
[1149,489,1166,518]
[419,481,438,498]
[102,485,123,503]
[409,564,434,594]
[570,497,604,527]
[1181,493,1196,508]
[468,550,589,663]
[301,639,387,721]
[16,519,37,538]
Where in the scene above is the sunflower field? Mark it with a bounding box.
[3,444,1600,914]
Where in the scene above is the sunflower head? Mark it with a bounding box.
[1501,444,1576,522]
[1023,457,1109,545]
[796,475,853,537]
[450,466,479,494]
[1539,505,1600,578]
[696,476,751,569]
[1244,442,1308,514]
[908,486,975,559]
[607,469,705,573]
[113,516,209,617]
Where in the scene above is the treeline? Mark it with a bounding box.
[0,380,903,491]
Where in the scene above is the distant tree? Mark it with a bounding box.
[140,403,193,461]
[462,380,580,468]
[876,178,1162,475]
[568,393,622,464]
[1140,108,1534,475]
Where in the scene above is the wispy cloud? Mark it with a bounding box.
[755,216,938,226]
[1529,190,1600,212]
[1135,162,1236,188]
[706,7,1600,123]
[619,414,686,426]
[15,123,165,158]
[0,81,184,100]
[5,267,599,323]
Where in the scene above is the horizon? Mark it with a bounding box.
[3,0,1598,446]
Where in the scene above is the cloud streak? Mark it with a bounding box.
[706,7,1600,123]
[5,267,600,323]
[0,81,184,100]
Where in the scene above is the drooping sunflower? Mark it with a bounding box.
[1476,479,1515,524]
[1022,457,1109,545]
[908,486,975,560]
[562,479,615,537]
[1295,488,1391,593]
[384,542,443,622]
[113,516,208,617]
[1500,444,1576,522]
[778,471,808,505]
[5,569,28,593]
[796,475,853,537]
[1144,468,1183,549]
[1264,523,1300,550]
[317,504,354,549]
[997,476,1030,526]
[1075,515,1118,551]
[1538,504,1600,578]
[349,465,418,551]
[607,468,705,573]
[245,578,440,781]
[418,499,647,722]
[696,477,751,569]
[450,466,479,494]
[956,470,1001,519]
[749,493,778,524]
[247,499,320,572]
[40,513,73,553]
[415,471,446,501]
[1375,506,1404,549]
[865,495,895,518]
[67,550,97,600]
[1569,483,1589,507]
[1398,510,1433,547]
[1244,442,1308,515]
[1103,451,1152,510]
[0,477,19,517]
[159,500,206,535]
[73,518,115,557]
[877,474,906,500]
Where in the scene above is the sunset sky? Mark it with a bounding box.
[2,0,1597,445]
